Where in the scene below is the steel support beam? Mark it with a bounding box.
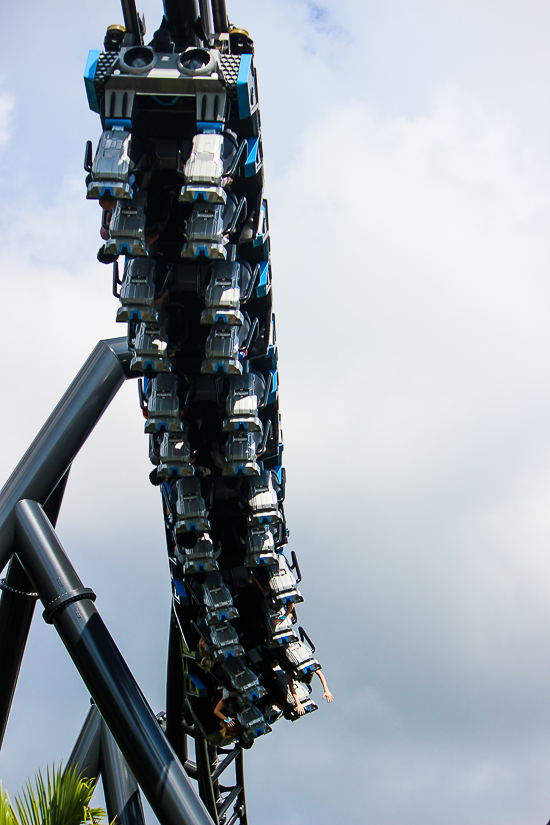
[66,703,101,783]
[198,0,214,41]
[120,0,143,44]
[235,751,247,825]
[211,0,228,33]
[196,738,219,825]
[100,717,146,825]
[67,703,146,825]
[0,556,37,748]
[166,614,188,765]
[0,338,133,574]
[14,499,212,825]
[211,748,238,783]
[0,470,70,749]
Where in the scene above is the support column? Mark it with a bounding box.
[14,499,212,825]
[211,0,228,32]
[166,614,188,765]
[100,716,146,825]
[0,470,70,748]
[66,703,101,783]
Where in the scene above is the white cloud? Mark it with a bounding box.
[253,92,550,818]
[0,91,14,151]
[3,3,550,823]
[269,92,550,542]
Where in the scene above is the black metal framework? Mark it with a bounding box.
[174,720,247,825]
[0,337,248,825]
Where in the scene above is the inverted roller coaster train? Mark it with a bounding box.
[0,1,332,824]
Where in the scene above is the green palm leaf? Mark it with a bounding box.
[3,765,105,825]
[0,785,17,825]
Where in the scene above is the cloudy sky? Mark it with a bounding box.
[2,0,550,823]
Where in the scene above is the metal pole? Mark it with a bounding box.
[0,556,37,748]
[195,738,218,825]
[14,500,212,825]
[66,704,101,783]
[198,0,214,42]
[235,750,248,825]
[120,0,143,44]
[211,0,229,33]
[0,469,70,748]
[0,337,133,574]
[166,614,188,765]
[100,717,146,825]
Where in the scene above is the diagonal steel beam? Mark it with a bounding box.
[66,703,102,784]
[14,499,212,825]
[0,469,71,749]
[100,715,146,825]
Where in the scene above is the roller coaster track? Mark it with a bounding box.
[0,2,324,823]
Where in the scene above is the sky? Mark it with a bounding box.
[2,0,550,823]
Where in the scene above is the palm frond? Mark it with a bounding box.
[0,784,17,825]
[10,765,105,825]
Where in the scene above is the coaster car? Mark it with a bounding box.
[175,477,211,534]
[216,657,267,706]
[200,258,253,326]
[180,131,242,203]
[116,258,157,323]
[130,322,171,373]
[144,374,182,434]
[223,371,266,432]
[244,526,278,567]
[265,552,303,607]
[207,621,244,662]
[82,0,327,754]
[278,638,320,680]
[181,193,244,260]
[182,535,218,575]
[235,705,271,743]
[261,602,299,648]
[201,324,242,375]
[247,471,282,525]
[276,670,318,720]
[157,429,194,479]
[105,190,148,257]
[223,429,263,476]
[87,129,133,200]
[198,572,239,624]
